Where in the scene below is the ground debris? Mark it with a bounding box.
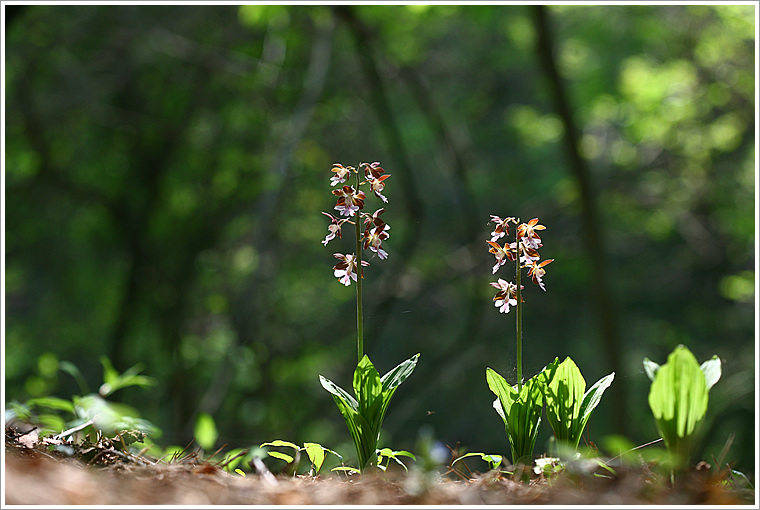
[4,427,754,505]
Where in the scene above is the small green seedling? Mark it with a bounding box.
[9,357,157,439]
[376,448,416,472]
[452,452,504,471]
[533,456,564,477]
[542,356,615,452]
[98,356,157,398]
[644,344,721,470]
[261,439,342,476]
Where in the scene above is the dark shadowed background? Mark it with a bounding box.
[4,4,756,474]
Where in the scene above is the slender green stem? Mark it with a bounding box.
[355,168,364,362]
[515,231,523,391]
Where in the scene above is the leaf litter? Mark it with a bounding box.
[4,426,754,505]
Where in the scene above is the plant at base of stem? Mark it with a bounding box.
[260,439,343,476]
[320,354,419,472]
[485,216,553,467]
[318,162,419,472]
[486,367,544,467]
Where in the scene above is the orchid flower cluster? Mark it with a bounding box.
[486,216,554,314]
[322,162,391,286]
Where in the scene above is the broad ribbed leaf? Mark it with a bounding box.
[648,344,712,467]
[303,442,326,473]
[537,357,559,388]
[545,357,585,445]
[649,345,709,439]
[353,355,382,416]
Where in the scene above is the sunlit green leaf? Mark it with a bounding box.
[647,345,715,467]
[331,466,360,474]
[193,412,218,451]
[380,353,420,392]
[267,451,294,464]
[453,452,503,470]
[262,439,299,450]
[26,396,75,414]
[303,442,326,473]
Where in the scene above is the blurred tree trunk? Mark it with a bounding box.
[531,5,627,435]
[332,5,424,255]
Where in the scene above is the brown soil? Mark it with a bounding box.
[4,427,754,505]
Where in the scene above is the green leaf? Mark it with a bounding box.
[643,358,660,382]
[485,367,516,426]
[647,345,712,466]
[267,451,294,464]
[353,355,382,415]
[193,412,218,451]
[377,448,417,471]
[303,442,326,473]
[100,356,120,388]
[492,397,506,422]
[221,448,248,472]
[380,353,420,392]
[319,375,358,412]
[577,372,615,439]
[322,375,374,470]
[322,355,418,472]
[700,355,722,390]
[506,376,544,464]
[26,396,75,414]
[538,357,560,386]
[98,356,157,397]
[58,360,90,395]
[649,345,709,438]
[542,357,613,450]
[486,368,544,465]
[453,452,503,470]
[261,440,299,450]
[544,357,586,445]
[331,466,360,474]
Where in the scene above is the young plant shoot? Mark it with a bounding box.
[485,216,553,467]
[318,162,419,473]
[644,344,721,471]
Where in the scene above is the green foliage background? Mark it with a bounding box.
[4,4,756,473]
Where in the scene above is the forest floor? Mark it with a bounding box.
[4,427,755,506]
